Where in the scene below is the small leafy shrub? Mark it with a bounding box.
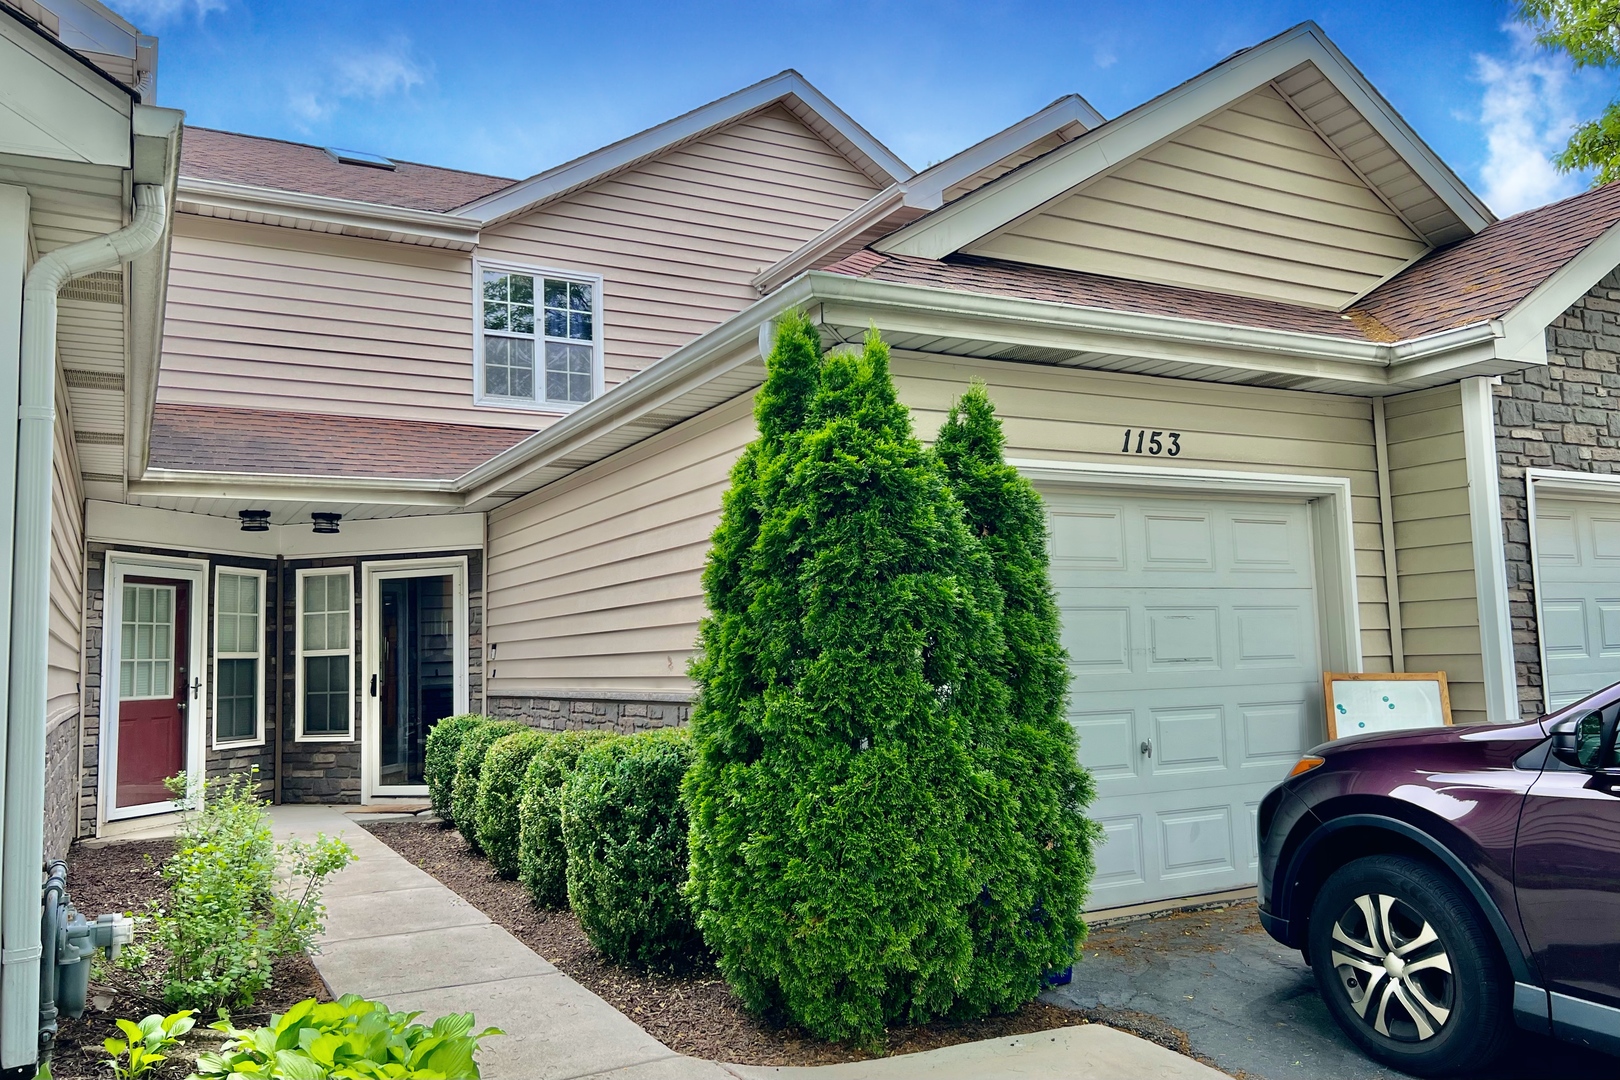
[562,728,703,972]
[451,720,526,849]
[104,1010,194,1079]
[191,995,501,1080]
[518,731,615,908]
[424,714,490,821]
[475,728,551,878]
[141,771,353,1011]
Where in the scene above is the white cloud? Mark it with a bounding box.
[105,0,225,26]
[1474,23,1585,216]
[286,37,427,126]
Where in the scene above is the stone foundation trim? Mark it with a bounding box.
[487,694,692,734]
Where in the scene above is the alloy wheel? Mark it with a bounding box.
[1328,893,1455,1042]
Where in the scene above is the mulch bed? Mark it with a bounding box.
[366,818,1153,1067]
[49,838,331,1080]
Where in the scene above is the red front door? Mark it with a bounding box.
[115,577,190,808]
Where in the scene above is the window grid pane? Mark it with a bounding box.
[216,658,257,741]
[482,269,595,407]
[299,572,352,737]
[121,584,176,701]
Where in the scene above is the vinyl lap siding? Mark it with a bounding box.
[476,106,882,390]
[1382,384,1485,724]
[486,359,1396,695]
[965,86,1428,310]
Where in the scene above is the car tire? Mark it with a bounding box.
[1307,854,1511,1077]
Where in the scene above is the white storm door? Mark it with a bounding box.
[1534,498,1620,710]
[1050,492,1324,909]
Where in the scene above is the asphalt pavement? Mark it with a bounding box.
[1042,900,1613,1080]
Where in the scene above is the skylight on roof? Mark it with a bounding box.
[324,147,396,170]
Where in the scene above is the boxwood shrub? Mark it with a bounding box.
[517,730,615,909]
[475,728,552,878]
[561,728,703,972]
[451,720,526,848]
[424,714,489,822]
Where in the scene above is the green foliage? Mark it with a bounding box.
[685,322,1022,1043]
[1515,1,1620,184]
[517,730,616,908]
[475,728,552,878]
[189,995,501,1080]
[103,1010,195,1080]
[933,383,1099,1014]
[142,770,354,1012]
[562,729,704,972]
[450,720,526,848]
[424,714,491,821]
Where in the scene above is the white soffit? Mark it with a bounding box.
[874,22,1492,264]
[456,70,913,227]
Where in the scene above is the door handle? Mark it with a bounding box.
[370,673,378,698]
[191,678,200,700]
[1140,739,1153,759]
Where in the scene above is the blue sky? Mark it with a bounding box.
[108,0,1614,217]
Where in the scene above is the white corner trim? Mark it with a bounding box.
[176,176,483,250]
[458,70,911,225]
[1006,458,1362,672]
[1460,377,1519,723]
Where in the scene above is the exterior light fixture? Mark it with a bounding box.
[311,512,342,535]
[238,510,271,532]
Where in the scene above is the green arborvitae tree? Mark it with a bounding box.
[685,324,1014,1045]
[933,382,1100,1014]
[1516,1,1620,183]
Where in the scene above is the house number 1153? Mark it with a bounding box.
[1120,429,1181,456]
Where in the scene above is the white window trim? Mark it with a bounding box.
[212,566,267,749]
[295,566,356,742]
[471,257,606,414]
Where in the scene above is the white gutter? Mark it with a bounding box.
[176,176,483,250]
[2,184,167,1070]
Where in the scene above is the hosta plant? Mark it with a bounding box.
[189,995,501,1080]
[103,1010,195,1080]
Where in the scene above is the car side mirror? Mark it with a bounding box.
[1552,709,1620,771]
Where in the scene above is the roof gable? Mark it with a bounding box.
[965,83,1430,309]
[874,23,1490,308]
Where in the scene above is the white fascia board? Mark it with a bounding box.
[176,176,483,249]
[457,71,912,226]
[126,104,182,486]
[87,499,483,557]
[877,22,1488,259]
[1498,219,1620,361]
[130,470,463,508]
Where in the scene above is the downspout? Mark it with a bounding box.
[273,554,284,805]
[2,185,167,1069]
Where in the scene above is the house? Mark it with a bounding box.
[13,7,1620,932]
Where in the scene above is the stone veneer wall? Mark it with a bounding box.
[1494,269,1620,718]
[486,695,690,733]
[45,708,78,859]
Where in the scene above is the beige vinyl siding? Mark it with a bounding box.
[477,106,882,390]
[153,215,518,428]
[486,358,1394,694]
[49,386,85,729]
[965,85,1429,310]
[1383,384,1485,725]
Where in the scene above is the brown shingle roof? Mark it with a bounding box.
[179,128,516,213]
[149,405,532,480]
[824,181,1620,344]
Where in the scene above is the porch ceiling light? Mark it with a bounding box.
[238,510,271,532]
[311,512,342,535]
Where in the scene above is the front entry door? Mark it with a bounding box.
[115,578,191,809]
[374,571,459,792]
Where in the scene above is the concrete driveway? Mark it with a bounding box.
[1043,900,1613,1080]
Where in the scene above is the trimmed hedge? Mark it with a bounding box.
[424,714,489,822]
[475,728,553,878]
[451,720,527,848]
[561,728,703,972]
[517,730,615,909]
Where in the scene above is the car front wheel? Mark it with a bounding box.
[1308,854,1511,1076]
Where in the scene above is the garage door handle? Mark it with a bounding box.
[1140,740,1152,759]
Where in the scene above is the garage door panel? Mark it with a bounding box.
[1092,815,1148,890]
[1230,515,1295,569]
[1151,706,1226,772]
[1538,499,1620,711]
[1239,700,1310,766]
[1147,608,1220,668]
[1071,710,1136,779]
[1050,506,1126,570]
[1592,514,1620,562]
[1061,606,1132,672]
[1234,605,1311,666]
[1142,510,1215,568]
[1158,805,1236,881]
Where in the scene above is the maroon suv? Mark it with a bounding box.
[1257,688,1620,1076]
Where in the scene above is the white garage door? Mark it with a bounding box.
[1534,498,1620,710]
[1049,491,1324,909]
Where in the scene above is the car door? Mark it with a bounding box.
[1515,703,1620,1049]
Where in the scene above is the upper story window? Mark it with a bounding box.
[478,264,602,410]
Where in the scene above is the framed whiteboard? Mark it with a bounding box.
[1324,672,1452,740]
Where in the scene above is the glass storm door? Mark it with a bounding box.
[116,578,190,808]
[376,574,456,789]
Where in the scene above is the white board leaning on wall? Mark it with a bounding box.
[1323,672,1453,740]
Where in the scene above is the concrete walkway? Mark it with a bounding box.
[272,805,1224,1080]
